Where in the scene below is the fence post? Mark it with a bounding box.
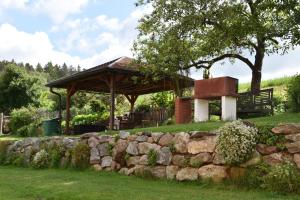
[0,113,3,135]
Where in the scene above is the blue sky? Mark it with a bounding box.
[0,0,299,82]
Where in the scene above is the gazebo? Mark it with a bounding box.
[46,57,194,133]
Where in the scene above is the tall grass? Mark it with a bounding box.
[239,76,292,92]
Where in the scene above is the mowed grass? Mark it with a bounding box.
[120,112,300,134]
[0,166,299,200]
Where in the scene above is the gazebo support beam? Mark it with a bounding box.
[66,85,76,134]
[124,94,139,113]
[109,75,116,130]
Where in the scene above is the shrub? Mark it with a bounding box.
[216,120,258,165]
[234,162,270,189]
[0,141,11,165]
[9,106,42,137]
[263,162,300,194]
[71,143,90,169]
[287,74,300,112]
[47,143,66,168]
[71,113,108,126]
[147,149,158,166]
[256,125,286,150]
[32,149,50,169]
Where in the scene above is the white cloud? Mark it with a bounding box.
[0,0,28,10]
[32,0,89,23]
[96,15,120,31]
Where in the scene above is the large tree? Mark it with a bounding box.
[134,0,300,93]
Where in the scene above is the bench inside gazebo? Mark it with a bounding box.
[46,57,194,133]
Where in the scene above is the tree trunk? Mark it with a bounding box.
[251,68,261,94]
[251,41,265,94]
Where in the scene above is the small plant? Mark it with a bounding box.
[190,159,203,168]
[48,143,66,168]
[216,120,258,165]
[147,149,158,166]
[0,141,11,165]
[12,154,25,167]
[168,142,176,153]
[256,125,286,150]
[287,74,300,112]
[32,149,50,169]
[71,143,90,170]
[263,162,300,194]
[124,153,130,161]
[114,135,120,143]
[107,143,114,156]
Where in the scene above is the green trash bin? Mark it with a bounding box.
[42,118,61,136]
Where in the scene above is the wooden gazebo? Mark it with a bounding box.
[46,57,194,132]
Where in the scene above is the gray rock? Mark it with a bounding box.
[173,132,190,153]
[157,147,172,165]
[176,168,198,181]
[172,155,188,167]
[136,135,148,142]
[187,136,217,154]
[101,156,113,167]
[119,131,130,139]
[126,141,139,155]
[151,132,163,143]
[139,155,148,165]
[158,133,174,146]
[138,142,161,154]
[90,147,101,164]
[126,156,140,167]
[112,139,128,166]
[190,153,212,167]
[80,132,98,139]
[98,135,113,143]
[97,143,109,157]
[166,166,179,180]
[88,137,99,148]
[212,152,226,165]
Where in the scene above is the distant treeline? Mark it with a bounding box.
[0,60,83,81]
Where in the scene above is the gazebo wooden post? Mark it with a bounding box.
[125,94,138,113]
[66,85,76,134]
[109,75,116,130]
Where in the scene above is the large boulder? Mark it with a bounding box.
[166,165,179,180]
[263,152,292,166]
[126,156,140,167]
[90,147,101,164]
[150,166,166,179]
[229,167,246,179]
[158,133,174,146]
[176,167,198,181]
[272,123,300,135]
[285,141,300,153]
[97,143,109,157]
[187,136,216,154]
[119,131,130,139]
[212,152,226,165]
[98,135,113,143]
[112,139,128,166]
[80,132,98,139]
[126,141,139,155]
[240,150,262,167]
[88,137,99,148]
[157,147,172,165]
[256,144,278,155]
[101,156,113,167]
[152,132,163,143]
[138,155,148,165]
[172,155,188,167]
[294,154,300,169]
[198,165,228,182]
[190,153,212,166]
[138,142,161,154]
[173,132,190,153]
[285,133,300,142]
[136,135,148,142]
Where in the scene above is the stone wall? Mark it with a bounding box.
[3,123,300,182]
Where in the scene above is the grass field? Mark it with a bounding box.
[0,166,299,200]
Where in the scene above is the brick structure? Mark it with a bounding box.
[175,97,192,124]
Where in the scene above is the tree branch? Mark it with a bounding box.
[184,54,255,70]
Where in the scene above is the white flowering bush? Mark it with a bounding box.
[216,120,258,165]
[32,149,50,169]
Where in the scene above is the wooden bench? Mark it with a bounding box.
[209,88,274,118]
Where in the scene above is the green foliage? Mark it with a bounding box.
[32,149,50,169]
[135,104,151,113]
[134,1,300,92]
[71,113,108,126]
[216,120,258,165]
[107,143,114,156]
[287,74,300,112]
[0,64,45,113]
[147,149,158,166]
[168,142,176,153]
[71,143,90,170]
[256,125,286,150]
[263,162,300,194]
[150,92,174,109]
[9,106,43,137]
[0,141,11,164]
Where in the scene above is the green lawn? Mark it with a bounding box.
[0,166,299,200]
[120,112,300,134]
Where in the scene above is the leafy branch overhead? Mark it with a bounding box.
[133,0,300,92]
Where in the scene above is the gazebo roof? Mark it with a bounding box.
[46,57,194,95]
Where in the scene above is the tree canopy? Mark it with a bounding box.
[134,0,300,92]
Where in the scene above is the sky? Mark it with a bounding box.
[0,0,299,83]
